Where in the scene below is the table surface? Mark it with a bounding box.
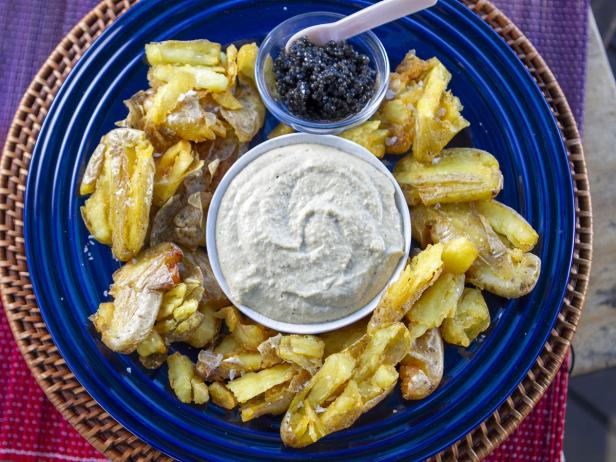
[572,13,616,376]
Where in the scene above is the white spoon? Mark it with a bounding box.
[285,0,438,51]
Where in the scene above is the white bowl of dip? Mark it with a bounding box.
[206,133,411,334]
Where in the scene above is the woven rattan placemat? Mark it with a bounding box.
[0,0,592,460]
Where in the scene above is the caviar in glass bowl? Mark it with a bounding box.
[255,12,390,135]
[274,38,377,121]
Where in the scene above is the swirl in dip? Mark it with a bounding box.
[216,143,404,324]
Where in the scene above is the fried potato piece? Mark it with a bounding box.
[148,64,228,91]
[237,43,258,82]
[168,352,196,403]
[136,330,167,357]
[161,311,206,343]
[150,163,211,250]
[225,44,238,88]
[167,353,194,402]
[394,148,503,206]
[192,377,210,404]
[413,62,469,162]
[280,323,410,447]
[375,52,430,154]
[267,122,295,139]
[257,334,325,374]
[153,266,219,346]
[412,204,541,298]
[339,120,389,158]
[213,335,240,355]
[158,282,187,320]
[81,182,112,245]
[353,323,411,408]
[240,370,310,422]
[209,381,238,409]
[257,334,283,368]
[194,129,248,191]
[368,244,444,332]
[377,98,414,155]
[406,273,465,340]
[148,72,196,125]
[153,140,204,206]
[140,353,167,370]
[211,90,243,110]
[319,319,367,357]
[467,248,541,298]
[442,236,479,274]
[80,128,155,261]
[80,143,105,196]
[227,364,298,403]
[165,92,227,142]
[475,200,539,252]
[187,303,221,348]
[217,306,273,351]
[196,347,262,382]
[220,81,265,142]
[400,327,443,400]
[90,302,114,338]
[374,52,468,158]
[319,380,363,435]
[90,243,182,353]
[145,40,221,66]
[280,350,356,447]
[167,351,210,404]
[182,248,228,306]
[120,89,182,153]
[441,287,490,347]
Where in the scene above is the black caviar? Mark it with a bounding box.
[273,38,376,121]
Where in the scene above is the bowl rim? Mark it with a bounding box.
[254,11,390,134]
[205,133,411,334]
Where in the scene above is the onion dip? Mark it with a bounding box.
[216,143,404,324]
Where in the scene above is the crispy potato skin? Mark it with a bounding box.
[400,328,444,400]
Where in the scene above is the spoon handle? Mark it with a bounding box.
[331,0,437,42]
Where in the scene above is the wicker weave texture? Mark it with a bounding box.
[0,0,592,461]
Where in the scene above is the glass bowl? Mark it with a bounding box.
[255,12,390,134]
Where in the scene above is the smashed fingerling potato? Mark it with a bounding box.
[394,148,503,206]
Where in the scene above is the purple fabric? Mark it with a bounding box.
[491,0,589,132]
[0,1,94,144]
[0,0,589,148]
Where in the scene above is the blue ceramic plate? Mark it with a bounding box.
[24,0,575,461]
